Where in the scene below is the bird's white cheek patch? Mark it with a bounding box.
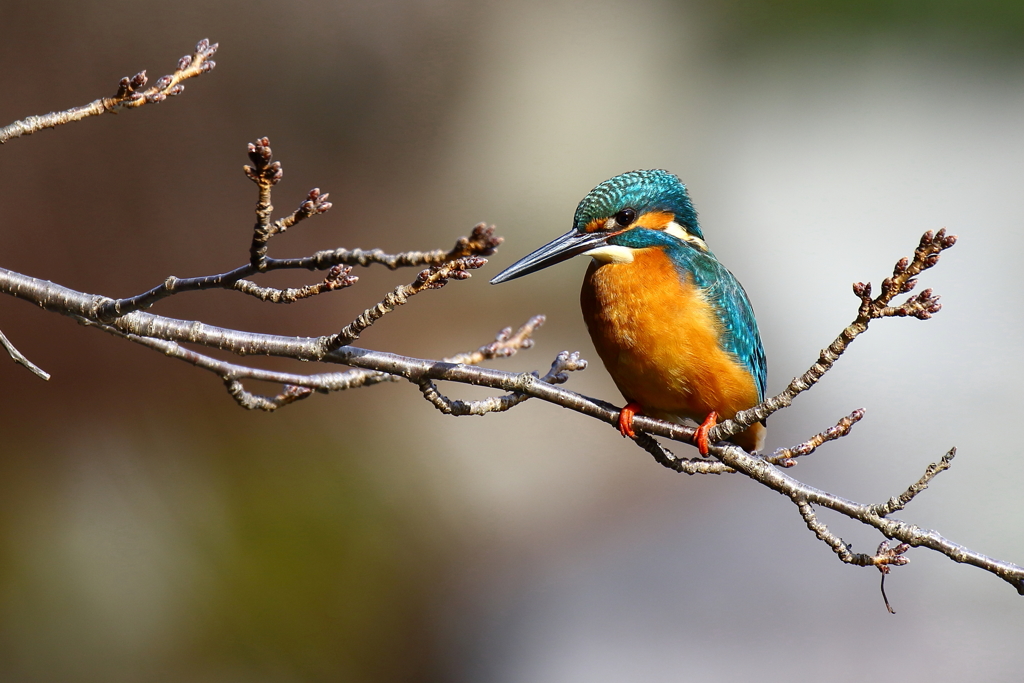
[664,221,709,251]
[663,221,688,241]
[585,245,635,264]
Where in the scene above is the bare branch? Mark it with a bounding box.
[0,327,49,380]
[709,441,1024,594]
[272,187,333,235]
[290,223,504,272]
[245,137,283,269]
[796,500,897,567]
[0,39,217,145]
[94,179,499,320]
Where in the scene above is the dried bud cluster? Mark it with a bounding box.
[447,224,504,259]
[244,137,283,186]
[299,188,333,217]
[545,350,588,384]
[483,322,540,358]
[324,264,358,290]
[852,228,956,323]
[875,541,912,571]
[415,256,488,291]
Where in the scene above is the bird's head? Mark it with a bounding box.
[490,169,708,284]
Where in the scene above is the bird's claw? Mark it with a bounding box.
[695,411,719,456]
[618,402,642,438]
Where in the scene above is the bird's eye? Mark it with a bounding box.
[614,208,637,227]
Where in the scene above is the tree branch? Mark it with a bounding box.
[1,251,1022,594]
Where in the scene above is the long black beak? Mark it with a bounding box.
[490,229,610,284]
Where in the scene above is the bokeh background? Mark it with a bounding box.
[2,1,1024,681]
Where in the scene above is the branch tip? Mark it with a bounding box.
[0,327,50,380]
[870,447,956,516]
[769,408,865,466]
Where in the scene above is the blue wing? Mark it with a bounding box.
[665,240,767,402]
[701,266,768,402]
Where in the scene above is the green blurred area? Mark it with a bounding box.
[0,416,449,682]
[711,0,1024,52]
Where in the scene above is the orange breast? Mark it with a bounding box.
[580,248,765,451]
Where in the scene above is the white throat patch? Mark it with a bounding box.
[584,244,635,264]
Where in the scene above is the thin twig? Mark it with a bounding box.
[231,265,358,303]
[245,137,282,269]
[417,350,586,416]
[869,448,956,517]
[443,315,546,365]
[633,433,734,475]
[95,224,502,321]
[225,380,314,411]
[0,39,217,145]
[320,256,488,353]
[767,409,865,467]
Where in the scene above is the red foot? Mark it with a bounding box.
[618,402,642,438]
[695,411,719,456]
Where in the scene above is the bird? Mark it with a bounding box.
[490,169,766,454]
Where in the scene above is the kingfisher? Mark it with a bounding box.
[490,170,766,454]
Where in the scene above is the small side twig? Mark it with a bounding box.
[767,409,865,467]
[633,433,734,475]
[272,187,333,235]
[231,265,357,303]
[225,380,314,411]
[417,350,587,416]
[0,327,50,380]
[294,223,504,272]
[90,145,498,320]
[444,315,546,365]
[795,500,904,569]
[869,448,956,517]
[320,256,488,354]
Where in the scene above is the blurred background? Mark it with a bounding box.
[2,0,1024,680]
